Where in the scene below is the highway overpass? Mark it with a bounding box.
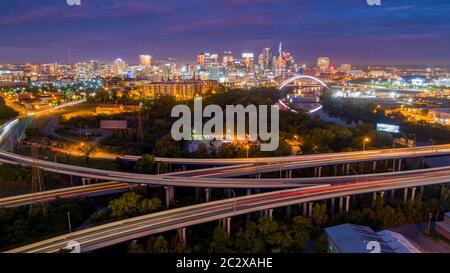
[2,166,450,208]
[6,166,450,253]
[1,149,450,189]
[0,182,133,208]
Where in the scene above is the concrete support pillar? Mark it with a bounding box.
[372,192,377,201]
[380,191,385,199]
[345,196,350,212]
[205,188,211,202]
[392,159,396,172]
[346,164,350,175]
[390,189,395,203]
[246,189,252,196]
[403,188,408,202]
[219,218,231,235]
[318,167,322,178]
[224,189,232,199]
[411,187,417,201]
[372,161,377,172]
[308,202,313,217]
[81,178,92,185]
[261,209,273,219]
[177,227,186,244]
[195,188,200,202]
[330,198,335,215]
[419,186,424,195]
[302,203,307,216]
[256,174,261,179]
[398,159,403,172]
[339,196,344,213]
[165,186,175,208]
[286,205,291,218]
[288,170,292,179]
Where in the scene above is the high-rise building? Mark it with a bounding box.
[258,47,273,70]
[139,55,152,67]
[275,51,295,72]
[210,54,219,65]
[340,64,352,73]
[317,57,331,72]
[197,53,206,66]
[113,58,127,77]
[197,52,211,67]
[222,51,234,70]
[242,52,254,72]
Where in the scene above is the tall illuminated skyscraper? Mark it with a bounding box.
[197,52,211,67]
[317,57,331,72]
[258,47,273,70]
[210,53,219,65]
[139,55,152,67]
[113,58,127,76]
[222,51,234,70]
[242,52,254,72]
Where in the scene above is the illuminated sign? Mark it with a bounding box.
[100,120,127,130]
[376,123,400,133]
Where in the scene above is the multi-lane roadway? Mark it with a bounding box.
[0,182,133,208]
[7,166,450,253]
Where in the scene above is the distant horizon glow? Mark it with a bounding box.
[0,0,449,65]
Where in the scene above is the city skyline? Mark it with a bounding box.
[0,0,449,65]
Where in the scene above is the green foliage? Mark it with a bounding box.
[146,236,169,253]
[311,204,329,231]
[107,192,161,219]
[291,216,312,250]
[0,96,18,120]
[154,135,184,157]
[78,144,98,165]
[172,241,192,253]
[127,242,145,253]
[134,154,156,173]
[0,199,94,249]
[208,227,233,253]
[314,234,328,253]
[234,221,265,252]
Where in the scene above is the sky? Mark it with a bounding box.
[0,0,449,65]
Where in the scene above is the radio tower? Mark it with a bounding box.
[31,144,46,214]
[278,42,282,58]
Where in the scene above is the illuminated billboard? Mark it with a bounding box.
[100,120,127,130]
[376,123,400,133]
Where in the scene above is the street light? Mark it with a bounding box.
[67,211,72,233]
[363,137,370,151]
[231,190,237,213]
[245,144,250,158]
